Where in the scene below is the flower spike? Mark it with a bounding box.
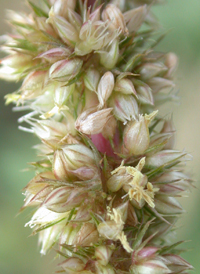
[2,0,193,273]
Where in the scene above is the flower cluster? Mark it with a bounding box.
[1,0,193,273]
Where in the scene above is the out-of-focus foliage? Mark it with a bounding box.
[0,0,199,273]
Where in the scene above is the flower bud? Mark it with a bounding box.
[99,39,119,69]
[163,254,193,273]
[114,77,137,95]
[154,91,179,105]
[53,149,72,180]
[36,16,55,35]
[138,63,168,81]
[49,58,83,82]
[39,221,66,254]
[124,5,148,33]
[123,111,158,155]
[127,203,138,226]
[147,77,175,94]
[75,107,113,135]
[137,247,159,260]
[43,186,87,212]
[36,47,72,63]
[109,93,138,124]
[84,68,100,91]
[54,83,74,107]
[70,166,97,180]
[110,0,125,11]
[75,223,99,246]
[102,4,127,34]
[102,115,117,139]
[60,223,81,245]
[1,53,33,69]
[95,246,113,266]
[26,206,68,229]
[155,195,184,215]
[145,150,187,167]
[134,80,154,106]
[48,8,79,46]
[165,52,178,78]
[21,70,48,100]
[107,165,132,192]
[59,257,85,272]
[63,144,96,168]
[74,204,91,222]
[53,144,96,181]
[41,83,75,119]
[76,20,114,56]
[23,172,55,207]
[145,217,177,239]
[66,8,82,31]
[53,0,77,17]
[154,183,187,196]
[96,263,115,274]
[130,260,171,274]
[148,133,173,155]
[89,5,101,23]
[98,72,115,108]
[161,120,176,149]
[32,117,75,141]
[154,171,191,191]
[84,89,99,109]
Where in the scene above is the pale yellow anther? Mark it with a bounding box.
[107,207,132,253]
[107,207,124,226]
[117,231,133,253]
[145,110,158,126]
[135,157,146,171]
[111,160,125,175]
[111,158,158,208]
[5,93,21,105]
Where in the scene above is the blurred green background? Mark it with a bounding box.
[0,0,200,273]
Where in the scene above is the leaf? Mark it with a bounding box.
[55,249,70,259]
[40,30,66,47]
[9,38,38,52]
[150,30,171,49]
[145,160,181,180]
[149,118,163,134]
[159,241,185,255]
[34,217,67,233]
[42,0,51,9]
[66,71,84,87]
[90,212,101,226]
[80,133,101,167]
[102,154,109,178]
[145,136,171,155]
[123,53,143,72]
[132,219,154,249]
[28,1,48,17]
[144,206,171,225]
[10,21,35,31]
[66,208,76,223]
